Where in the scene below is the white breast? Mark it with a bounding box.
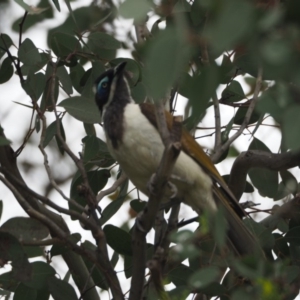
[106,103,216,213]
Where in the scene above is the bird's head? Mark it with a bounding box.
[94,62,128,115]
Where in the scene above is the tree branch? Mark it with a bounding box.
[228,149,300,201]
[129,110,182,300]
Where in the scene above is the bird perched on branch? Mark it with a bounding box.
[94,61,262,257]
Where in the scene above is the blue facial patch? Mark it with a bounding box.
[97,77,109,95]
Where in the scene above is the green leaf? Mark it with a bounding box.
[43,120,57,148]
[110,58,141,86]
[249,137,271,152]
[22,72,46,101]
[0,57,14,84]
[248,167,278,198]
[0,232,32,282]
[23,245,44,258]
[24,262,56,290]
[131,82,147,103]
[13,283,37,300]
[285,266,300,284]
[100,196,125,225]
[282,105,300,150]
[130,199,146,213]
[51,32,80,57]
[144,25,192,101]
[233,107,261,125]
[168,264,194,287]
[52,0,60,11]
[58,96,100,124]
[188,266,219,290]
[204,0,254,54]
[110,251,119,268]
[57,65,73,95]
[0,33,13,59]
[54,119,66,155]
[18,38,41,66]
[0,136,11,145]
[244,219,275,250]
[275,170,298,200]
[103,225,132,256]
[69,63,85,94]
[285,226,300,246]
[69,170,110,213]
[0,271,19,292]
[21,52,49,76]
[221,80,245,103]
[119,0,152,21]
[80,240,108,289]
[1,217,49,241]
[50,233,81,257]
[47,277,77,300]
[88,32,121,51]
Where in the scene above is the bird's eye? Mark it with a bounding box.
[102,82,108,88]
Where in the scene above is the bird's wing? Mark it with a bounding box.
[139,103,264,256]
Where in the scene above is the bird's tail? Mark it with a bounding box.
[213,188,264,258]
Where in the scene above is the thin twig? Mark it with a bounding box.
[211,67,263,163]
[96,172,127,203]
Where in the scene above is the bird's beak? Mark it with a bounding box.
[114,61,127,77]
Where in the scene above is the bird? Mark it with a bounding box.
[94,61,263,257]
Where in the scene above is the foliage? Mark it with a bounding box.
[1,0,300,299]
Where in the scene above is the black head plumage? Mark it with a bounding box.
[94,62,128,114]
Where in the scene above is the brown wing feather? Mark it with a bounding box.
[139,103,263,257]
[140,103,244,217]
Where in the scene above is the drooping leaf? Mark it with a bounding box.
[0,232,32,282]
[285,226,300,246]
[18,38,41,66]
[119,0,152,21]
[144,24,192,101]
[23,262,56,290]
[57,65,73,95]
[204,0,254,54]
[282,105,300,150]
[188,266,220,290]
[58,96,100,124]
[233,107,261,125]
[50,233,81,257]
[168,264,194,287]
[88,32,120,51]
[0,57,14,84]
[0,33,13,59]
[47,276,77,300]
[110,58,141,86]
[1,217,49,241]
[248,168,278,198]
[69,169,110,213]
[221,80,246,103]
[13,283,37,300]
[80,240,108,289]
[103,225,132,256]
[22,72,46,101]
[130,199,146,213]
[51,32,80,58]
